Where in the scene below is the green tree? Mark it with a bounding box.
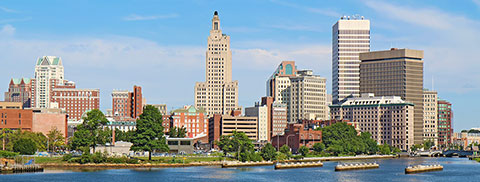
[168,127,187,138]
[423,139,434,150]
[313,142,325,153]
[279,145,291,158]
[13,138,37,155]
[0,128,12,151]
[130,105,169,161]
[379,144,391,154]
[47,127,65,152]
[298,146,309,157]
[215,131,254,161]
[168,127,178,137]
[260,143,277,161]
[70,109,109,153]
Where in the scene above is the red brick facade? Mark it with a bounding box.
[51,82,100,121]
[112,85,143,120]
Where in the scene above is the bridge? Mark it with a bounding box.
[443,150,473,157]
[416,150,474,157]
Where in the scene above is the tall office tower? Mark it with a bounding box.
[359,48,424,145]
[438,100,453,146]
[289,70,327,123]
[5,78,32,108]
[266,61,297,122]
[194,11,240,116]
[332,16,370,104]
[32,56,65,108]
[112,85,143,119]
[423,89,438,146]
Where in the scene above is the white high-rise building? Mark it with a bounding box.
[423,89,438,146]
[245,104,269,142]
[195,11,240,115]
[332,16,370,104]
[32,56,64,108]
[289,70,327,122]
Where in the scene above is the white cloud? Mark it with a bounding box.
[0,24,15,36]
[0,17,31,24]
[0,6,17,13]
[123,14,178,21]
[474,0,480,8]
[365,1,480,94]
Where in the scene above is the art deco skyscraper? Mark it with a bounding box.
[332,16,370,104]
[195,11,240,116]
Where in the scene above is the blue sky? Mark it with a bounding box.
[1,0,479,131]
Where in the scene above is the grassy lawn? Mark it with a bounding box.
[32,156,65,164]
[475,158,480,162]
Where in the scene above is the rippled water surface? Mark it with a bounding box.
[1,157,479,182]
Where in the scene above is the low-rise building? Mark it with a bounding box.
[170,105,208,141]
[330,93,414,151]
[245,103,269,142]
[271,122,322,152]
[221,112,258,141]
[150,104,168,116]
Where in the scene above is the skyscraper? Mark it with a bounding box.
[359,48,424,145]
[332,16,370,104]
[5,78,32,108]
[32,56,65,108]
[195,11,240,116]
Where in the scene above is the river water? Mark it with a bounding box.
[1,157,479,182]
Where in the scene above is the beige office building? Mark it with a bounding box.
[359,48,424,145]
[221,115,258,140]
[423,89,438,146]
[332,16,370,103]
[289,70,327,122]
[330,93,414,151]
[195,11,240,116]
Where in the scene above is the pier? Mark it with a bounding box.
[335,162,379,171]
[274,161,323,170]
[221,161,274,168]
[0,164,44,173]
[405,164,443,174]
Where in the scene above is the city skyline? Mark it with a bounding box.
[0,0,479,131]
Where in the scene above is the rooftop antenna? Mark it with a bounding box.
[432,76,435,91]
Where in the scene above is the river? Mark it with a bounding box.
[1,157,479,182]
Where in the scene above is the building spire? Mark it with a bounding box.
[212,11,220,31]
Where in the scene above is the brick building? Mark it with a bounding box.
[271,122,322,152]
[111,85,143,119]
[4,78,32,108]
[170,106,208,142]
[0,106,67,140]
[50,81,100,121]
[438,100,453,146]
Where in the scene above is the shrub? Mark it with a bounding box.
[13,138,37,155]
[292,155,304,160]
[62,154,73,161]
[0,150,19,158]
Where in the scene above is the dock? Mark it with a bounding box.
[405,164,443,174]
[274,161,323,170]
[335,162,379,171]
[221,161,274,168]
[0,164,44,173]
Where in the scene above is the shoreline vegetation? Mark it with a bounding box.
[37,155,397,169]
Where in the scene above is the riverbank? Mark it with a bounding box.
[39,155,397,169]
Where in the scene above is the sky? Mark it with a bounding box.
[0,0,479,131]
